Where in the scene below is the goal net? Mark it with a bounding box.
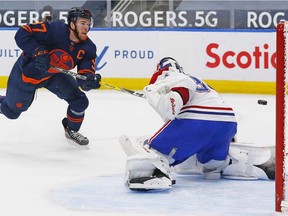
[276,20,288,212]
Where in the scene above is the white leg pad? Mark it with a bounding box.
[171,155,203,175]
[202,159,230,180]
[125,154,162,181]
[222,146,270,180]
[125,154,173,190]
[230,142,275,167]
[119,135,173,190]
[119,135,149,157]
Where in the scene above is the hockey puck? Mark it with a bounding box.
[258,100,267,105]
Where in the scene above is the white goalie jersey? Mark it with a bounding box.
[143,68,237,123]
[120,58,273,192]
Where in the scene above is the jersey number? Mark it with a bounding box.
[190,76,210,92]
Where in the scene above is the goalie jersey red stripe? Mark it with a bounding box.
[178,105,236,122]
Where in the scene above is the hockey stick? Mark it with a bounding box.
[50,66,146,99]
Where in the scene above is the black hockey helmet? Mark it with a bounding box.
[68,7,92,25]
[157,57,184,73]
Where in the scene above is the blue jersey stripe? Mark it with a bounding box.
[179,110,235,116]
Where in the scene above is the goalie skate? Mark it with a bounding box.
[128,169,173,191]
[128,176,172,191]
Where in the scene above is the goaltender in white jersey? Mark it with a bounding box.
[119,57,275,191]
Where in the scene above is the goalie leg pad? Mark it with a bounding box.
[120,135,174,190]
[125,154,173,190]
[230,142,275,167]
[202,159,230,180]
[171,155,203,175]
[119,135,149,157]
[222,146,271,180]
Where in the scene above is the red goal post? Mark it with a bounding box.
[276,20,288,212]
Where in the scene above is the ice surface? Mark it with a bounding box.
[0,89,280,216]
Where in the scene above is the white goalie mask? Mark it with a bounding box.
[156,57,184,73]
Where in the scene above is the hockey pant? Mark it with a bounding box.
[1,62,88,131]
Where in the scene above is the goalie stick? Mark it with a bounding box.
[50,66,146,99]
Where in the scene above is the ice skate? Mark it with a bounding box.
[128,168,174,191]
[62,118,89,149]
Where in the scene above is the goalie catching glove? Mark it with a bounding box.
[77,73,101,91]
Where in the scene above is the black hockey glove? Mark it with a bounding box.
[32,46,50,71]
[78,73,101,91]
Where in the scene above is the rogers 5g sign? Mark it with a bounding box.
[0,10,68,27]
[235,10,288,29]
[111,10,230,28]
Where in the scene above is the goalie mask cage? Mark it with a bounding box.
[276,20,288,212]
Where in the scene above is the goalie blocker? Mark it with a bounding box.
[119,135,275,191]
